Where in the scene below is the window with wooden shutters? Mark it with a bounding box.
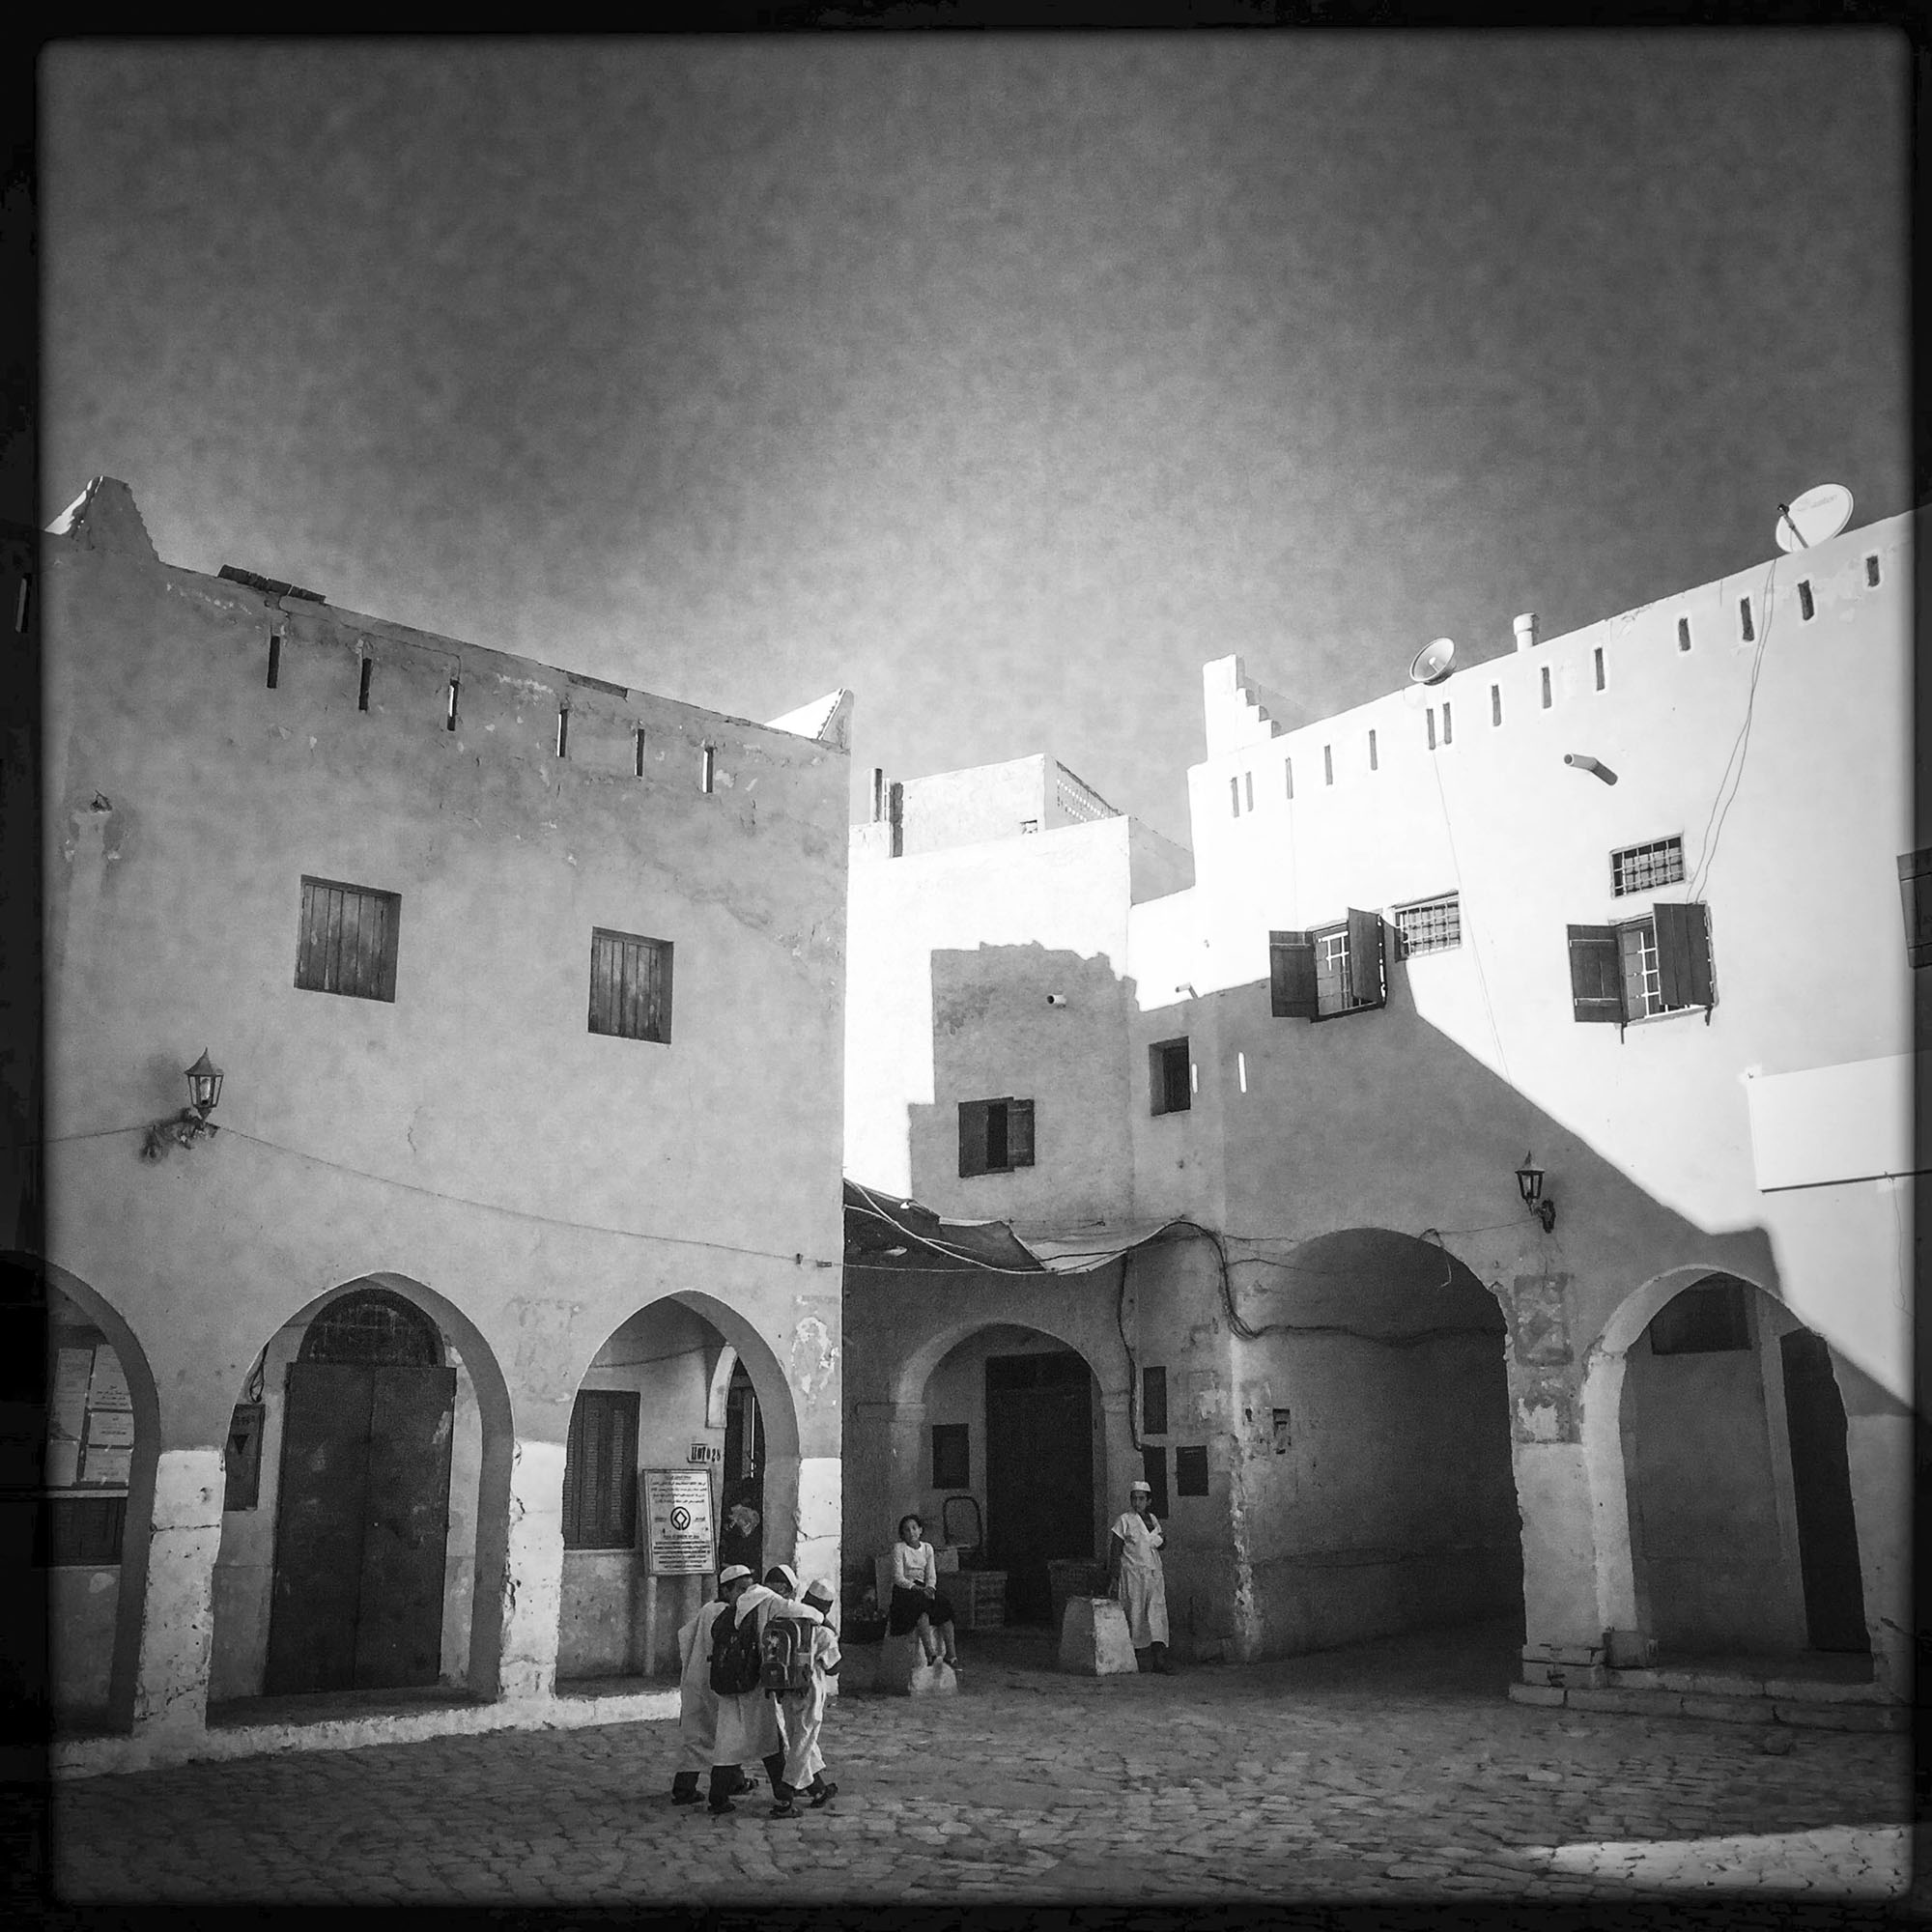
[1150,1038,1190,1116]
[958,1098,1035,1176]
[561,1389,639,1550]
[1269,931,1319,1018]
[1571,907,1714,1025]
[295,877,400,1002]
[1898,850,1932,967]
[1306,909,1386,1019]
[588,928,672,1042]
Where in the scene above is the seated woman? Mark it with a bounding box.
[886,1513,958,1669]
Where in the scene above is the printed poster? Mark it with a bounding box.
[87,1351,132,1411]
[642,1468,716,1577]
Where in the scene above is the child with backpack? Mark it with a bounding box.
[705,1567,788,1815]
[770,1578,841,1818]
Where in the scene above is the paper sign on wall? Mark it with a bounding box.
[642,1468,716,1577]
[82,1446,131,1488]
[86,1408,135,1450]
[87,1352,132,1411]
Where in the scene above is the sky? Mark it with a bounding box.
[43,35,1910,850]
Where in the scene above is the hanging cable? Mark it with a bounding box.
[1686,554,1780,903]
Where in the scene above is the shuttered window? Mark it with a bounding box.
[1141,1365,1168,1436]
[1308,909,1387,1019]
[931,1423,970,1489]
[295,878,400,1002]
[1898,850,1932,967]
[561,1389,639,1550]
[1175,1446,1210,1496]
[1570,907,1715,1025]
[958,1098,1036,1176]
[1269,931,1319,1018]
[588,928,672,1042]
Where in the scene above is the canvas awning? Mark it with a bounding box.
[843,1179,1180,1277]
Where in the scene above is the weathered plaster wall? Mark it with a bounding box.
[896,755,1051,855]
[34,493,850,1742]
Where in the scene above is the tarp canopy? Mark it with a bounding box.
[844,1179,1180,1277]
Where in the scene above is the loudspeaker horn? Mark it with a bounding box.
[1408,637,1456,685]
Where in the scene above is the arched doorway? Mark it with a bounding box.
[21,1262,159,1733]
[1251,1230,1520,1654]
[259,1285,460,1696]
[1618,1272,1867,1660]
[554,1297,800,1686]
[916,1324,1105,1628]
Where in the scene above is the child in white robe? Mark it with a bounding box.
[771,1578,841,1817]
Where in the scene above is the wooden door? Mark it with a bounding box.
[985,1351,1094,1624]
[1778,1330,1868,1654]
[266,1361,455,1693]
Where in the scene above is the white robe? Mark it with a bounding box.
[779,1620,841,1790]
[1111,1509,1170,1647]
[710,1586,822,1767]
[675,1600,727,1773]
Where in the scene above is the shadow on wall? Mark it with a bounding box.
[908,945,1135,1224]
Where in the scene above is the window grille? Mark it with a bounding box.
[1396,893,1462,956]
[588,928,672,1042]
[1610,836,1684,897]
[295,878,401,1003]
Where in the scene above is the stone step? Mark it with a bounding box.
[1507,1679,1905,1732]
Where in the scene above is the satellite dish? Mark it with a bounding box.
[1775,483,1853,553]
[1408,638,1456,685]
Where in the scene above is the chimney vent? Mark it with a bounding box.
[1513,612,1540,653]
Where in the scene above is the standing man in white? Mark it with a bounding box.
[1108,1478,1172,1673]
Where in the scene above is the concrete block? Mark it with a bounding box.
[1057,1597,1139,1676]
[1679,1693,1773,1723]
[1772,1701,1900,1732]
[1506,1682,1566,1707]
[1519,1661,1556,1687]
[1566,1688,1683,1718]
[1763,1676,1883,1704]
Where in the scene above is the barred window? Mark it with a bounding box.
[1396,893,1462,956]
[1609,836,1684,898]
[562,1389,639,1550]
[588,928,672,1042]
[296,878,401,1002]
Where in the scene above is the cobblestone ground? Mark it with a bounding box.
[33,1620,1920,1911]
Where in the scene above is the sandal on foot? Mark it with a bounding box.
[809,1781,838,1807]
[770,1799,801,1818]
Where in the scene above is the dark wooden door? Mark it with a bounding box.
[1778,1330,1869,1653]
[266,1362,455,1693]
[985,1351,1094,1624]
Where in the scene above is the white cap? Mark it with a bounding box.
[718,1564,753,1586]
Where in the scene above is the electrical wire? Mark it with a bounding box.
[1686,554,1780,904]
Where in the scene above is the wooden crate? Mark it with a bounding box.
[951,1569,1007,1632]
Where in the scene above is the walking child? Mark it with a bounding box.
[771,1578,841,1817]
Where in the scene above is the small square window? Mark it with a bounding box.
[1175,1446,1209,1496]
[588,928,672,1041]
[296,877,401,1003]
[1395,893,1461,956]
[958,1097,1036,1176]
[931,1423,970,1490]
[1150,1038,1190,1116]
[1609,836,1684,898]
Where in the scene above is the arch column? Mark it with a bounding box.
[494,1437,566,1702]
[129,1447,224,1738]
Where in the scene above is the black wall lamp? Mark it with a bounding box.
[142,1050,224,1160]
[1516,1152,1555,1232]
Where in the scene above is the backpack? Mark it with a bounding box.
[709,1605,764,1698]
[760,1612,816,1695]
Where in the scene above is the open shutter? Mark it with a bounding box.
[1008,1099,1035,1169]
[1898,850,1932,967]
[1654,901,1715,1011]
[1346,908,1386,1009]
[1568,924,1624,1023]
[1269,931,1318,1018]
[957,1100,989,1178]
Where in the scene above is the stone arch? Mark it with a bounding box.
[7,1254,162,1732]
[1252,1228,1520,1653]
[1580,1265,1866,1660]
[209,1270,517,1704]
[893,1309,1125,1414]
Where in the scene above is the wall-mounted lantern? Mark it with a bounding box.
[142,1050,224,1160]
[1515,1152,1555,1232]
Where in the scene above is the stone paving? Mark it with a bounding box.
[32,1619,1919,1910]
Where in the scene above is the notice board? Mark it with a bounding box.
[642,1467,717,1577]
